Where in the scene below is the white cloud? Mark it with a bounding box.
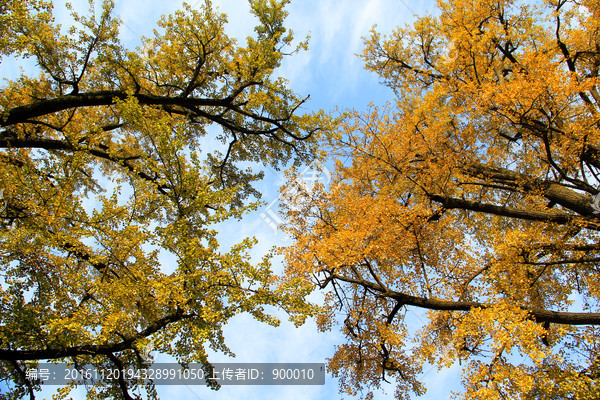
[275,0,421,106]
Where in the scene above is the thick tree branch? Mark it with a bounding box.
[427,193,600,230]
[0,136,170,195]
[1,91,231,127]
[333,274,600,325]
[106,353,135,400]
[463,162,597,215]
[10,360,36,400]
[0,311,196,361]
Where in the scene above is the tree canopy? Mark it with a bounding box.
[0,0,326,399]
[281,0,600,398]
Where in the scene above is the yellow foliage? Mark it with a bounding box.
[0,1,327,399]
[281,0,600,398]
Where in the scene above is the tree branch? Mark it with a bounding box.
[334,274,600,325]
[0,311,196,361]
[1,91,231,127]
[427,193,600,231]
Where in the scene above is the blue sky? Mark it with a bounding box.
[2,0,465,399]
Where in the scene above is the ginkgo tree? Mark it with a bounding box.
[0,0,326,399]
[281,0,600,398]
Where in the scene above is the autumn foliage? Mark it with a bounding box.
[281,0,600,398]
[0,1,324,399]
